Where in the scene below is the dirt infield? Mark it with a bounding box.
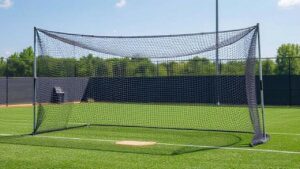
[0,101,82,108]
[0,104,33,108]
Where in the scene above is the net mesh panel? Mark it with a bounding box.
[35,26,265,145]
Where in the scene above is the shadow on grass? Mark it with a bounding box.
[0,127,250,156]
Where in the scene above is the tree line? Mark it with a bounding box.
[0,44,300,77]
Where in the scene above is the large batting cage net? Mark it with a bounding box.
[34,25,267,146]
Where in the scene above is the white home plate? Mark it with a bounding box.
[116,141,157,147]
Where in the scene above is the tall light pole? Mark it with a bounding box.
[216,0,219,62]
[216,0,220,105]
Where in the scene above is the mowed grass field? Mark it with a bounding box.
[0,104,299,169]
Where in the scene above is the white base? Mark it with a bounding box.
[116,141,157,146]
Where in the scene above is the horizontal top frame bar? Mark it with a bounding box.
[35,25,257,39]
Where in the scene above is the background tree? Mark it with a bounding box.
[110,58,129,77]
[262,59,276,75]
[276,44,300,75]
[77,54,99,77]
[0,57,6,76]
[184,57,215,76]
[221,60,245,75]
[7,47,34,77]
[131,58,156,77]
[157,62,168,76]
[5,44,300,77]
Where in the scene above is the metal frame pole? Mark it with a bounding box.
[216,0,219,70]
[257,23,267,140]
[33,27,37,134]
[216,0,220,105]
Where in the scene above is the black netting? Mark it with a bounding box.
[34,25,266,146]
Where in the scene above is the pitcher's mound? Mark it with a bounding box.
[116,141,157,147]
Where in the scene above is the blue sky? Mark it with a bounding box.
[0,0,300,58]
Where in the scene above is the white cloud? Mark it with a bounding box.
[0,0,13,9]
[278,0,300,8]
[5,51,11,56]
[116,0,126,8]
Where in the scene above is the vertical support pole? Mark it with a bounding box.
[216,0,219,72]
[219,59,222,75]
[288,57,291,106]
[216,0,220,105]
[74,62,77,77]
[257,23,266,140]
[5,60,8,107]
[156,61,159,77]
[73,45,76,77]
[167,61,170,77]
[33,27,37,134]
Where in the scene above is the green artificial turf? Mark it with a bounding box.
[37,102,254,134]
[0,104,299,169]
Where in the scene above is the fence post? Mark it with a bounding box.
[156,61,159,77]
[74,62,77,77]
[219,60,222,75]
[288,57,292,106]
[167,61,170,77]
[6,59,8,107]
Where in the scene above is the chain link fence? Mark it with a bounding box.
[0,57,300,106]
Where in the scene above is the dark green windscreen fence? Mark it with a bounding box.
[0,59,33,106]
[34,25,267,146]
